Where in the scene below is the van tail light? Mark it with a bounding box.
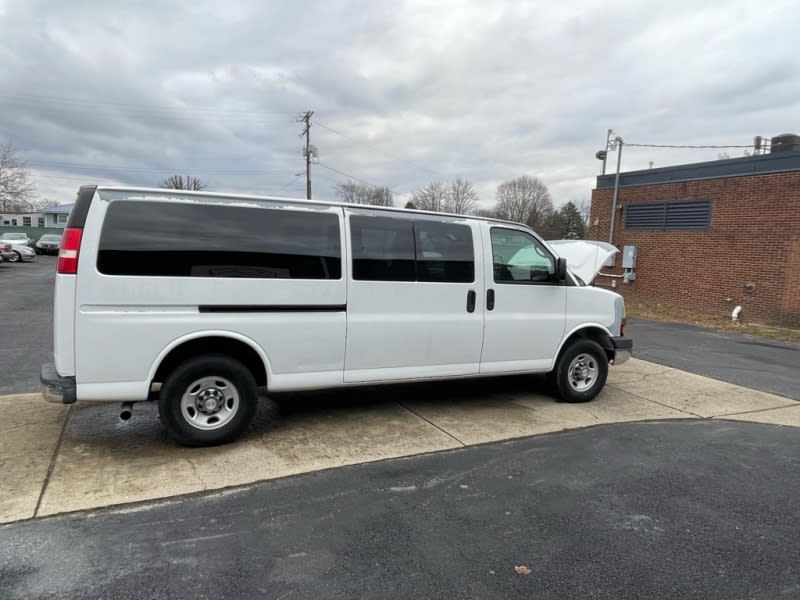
[57,227,83,274]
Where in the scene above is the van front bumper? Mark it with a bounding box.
[40,363,76,404]
[611,336,633,365]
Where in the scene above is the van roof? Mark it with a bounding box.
[92,185,528,230]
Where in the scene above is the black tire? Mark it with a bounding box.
[8,251,20,263]
[158,354,258,447]
[553,339,609,403]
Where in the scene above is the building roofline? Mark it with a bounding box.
[595,150,800,190]
[43,204,74,213]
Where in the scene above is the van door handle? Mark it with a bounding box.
[466,290,476,313]
[487,289,495,311]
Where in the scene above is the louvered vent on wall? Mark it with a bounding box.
[624,199,711,230]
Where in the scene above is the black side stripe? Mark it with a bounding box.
[199,305,346,313]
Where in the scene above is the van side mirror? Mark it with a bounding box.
[556,257,568,281]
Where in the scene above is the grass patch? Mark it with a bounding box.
[626,300,800,346]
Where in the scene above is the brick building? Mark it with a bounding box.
[588,150,800,326]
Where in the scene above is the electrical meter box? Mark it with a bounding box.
[622,245,637,269]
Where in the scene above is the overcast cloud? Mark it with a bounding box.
[1,0,798,208]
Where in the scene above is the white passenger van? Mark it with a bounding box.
[41,186,631,446]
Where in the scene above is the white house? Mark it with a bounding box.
[0,212,46,227]
[43,204,73,228]
[0,204,73,228]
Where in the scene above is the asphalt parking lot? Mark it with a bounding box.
[0,255,56,395]
[3,420,800,600]
[627,318,800,400]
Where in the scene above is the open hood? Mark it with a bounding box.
[548,240,618,284]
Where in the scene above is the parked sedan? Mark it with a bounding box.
[0,242,12,263]
[35,234,61,255]
[5,243,36,262]
[0,232,33,246]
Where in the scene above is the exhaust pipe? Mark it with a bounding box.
[120,401,134,421]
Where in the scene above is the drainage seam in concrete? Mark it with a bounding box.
[605,384,706,419]
[397,402,466,447]
[33,404,73,518]
[712,403,799,418]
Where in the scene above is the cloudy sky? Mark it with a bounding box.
[1,0,798,209]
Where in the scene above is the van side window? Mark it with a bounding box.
[415,221,474,283]
[98,201,341,279]
[350,215,415,281]
[491,228,555,284]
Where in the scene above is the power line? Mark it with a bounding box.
[625,143,754,149]
[316,120,441,178]
[316,162,387,189]
[31,172,308,195]
[313,170,353,191]
[276,177,302,191]
[31,174,118,182]
[315,122,351,139]
[25,160,292,174]
[0,93,297,117]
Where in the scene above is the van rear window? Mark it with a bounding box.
[98,201,341,279]
[350,215,474,283]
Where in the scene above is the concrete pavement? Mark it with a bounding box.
[2,358,798,525]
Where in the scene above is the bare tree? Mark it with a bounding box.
[0,143,35,212]
[411,179,479,214]
[575,199,591,227]
[494,175,554,230]
[334,181,394,206]
[335,181,366,204]
[410,182,448,212]
[367,186,394,207]
[37,198,61,209]
[404,201,417,209]
[444,178,479,215]
[161,175,207,191]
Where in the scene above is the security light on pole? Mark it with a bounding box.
[596,129,614,175]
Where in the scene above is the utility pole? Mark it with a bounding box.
[298,111,314,199]
[609,136,623,244]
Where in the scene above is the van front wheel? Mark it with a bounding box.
[159,355,258,446]
[554,340,608,403]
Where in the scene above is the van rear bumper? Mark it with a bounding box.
[40,363,77,404]
[611,336,633,365]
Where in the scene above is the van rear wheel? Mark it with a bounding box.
[554,339,608,403]
[158,354,258,447]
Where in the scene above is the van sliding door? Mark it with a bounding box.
[343,210,484,382]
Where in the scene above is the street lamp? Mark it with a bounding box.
[596,129,614,175]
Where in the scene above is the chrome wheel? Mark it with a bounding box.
[8,251,20,263]
[180,376,239,430]
[568,353,599,392]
